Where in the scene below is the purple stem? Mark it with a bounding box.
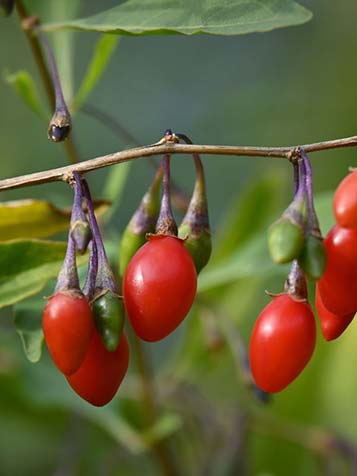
[55,234,79,292]
[72,172,86,224]
[36,27,68,114]
[155,154,178,235]
[82,179,117,293]
[301,149,320,231]
[293,161,299,197]
[83,240,98,300]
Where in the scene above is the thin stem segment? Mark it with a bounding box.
[1,135,357,192]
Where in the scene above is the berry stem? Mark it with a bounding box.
[293,161,299,196]
[155,155,178,236]
[35,26,68,118]
[301,149,322,237]
[83,240,98,301]
[32,25,72,142]
[82,178,118,294]
[284,260,308,302]
[55,234,80,293]
[129,164,163,235]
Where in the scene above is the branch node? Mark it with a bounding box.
[21,15,39,31]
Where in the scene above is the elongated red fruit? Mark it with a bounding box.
[43,292,94,376]
[67,330,129,407]
[333,171,357,228]
[318,225,357,315]
[249,294,316,393]
[123,235,197,342]
[315,286,355,341]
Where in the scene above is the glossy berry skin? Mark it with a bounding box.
[42,292,94,376]
[249,294,316,393]
[318,224,357,315]
[123,235,197,342]
[67,330,129,407]
[315,286,354,341]
[333,172,357,228]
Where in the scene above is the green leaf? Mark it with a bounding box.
[4,70,46,119]
[73,34,119,110]
[0,199,110,241]
[198,233,287,293]
[43,0,313,36]
[14,302,44,363]
[0,239,86,309]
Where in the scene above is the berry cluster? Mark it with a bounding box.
[248,152,317,393]
[250,153,357,394]
[317,171,357,339]
[42,133,211,406]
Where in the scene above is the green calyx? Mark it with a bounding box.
[92,290,125,352]
[119,167,162,276]
[298,233,327,280]
[268,217,305,264]
[178,222,212,274]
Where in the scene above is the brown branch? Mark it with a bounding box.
[1,135,357,192]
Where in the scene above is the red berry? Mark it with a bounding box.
[249,294,316,393]
[67,330,129,407]
[318,224,357,315]
[315,286,354,341]
[123,235,197,341]
[333,172,357,228]
[42,292,94,376]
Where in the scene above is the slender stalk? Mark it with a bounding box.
[156,155,178,236]
[129,330,180,476]
[1,134,357,192]
[16,0,79,163]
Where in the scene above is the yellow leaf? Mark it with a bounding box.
[0,199,110,241]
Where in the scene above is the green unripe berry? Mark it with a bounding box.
[178,223,212,274]
[92,291,125,352]
[298,234,327,280]
[268,218,305,264]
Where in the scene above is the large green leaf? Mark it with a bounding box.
[73,34,119,110]
[0,199,110,241]
[0,239,85,308]
[43,0,312,36]
[4,70,46,119]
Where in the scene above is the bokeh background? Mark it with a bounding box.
[1,1,357,475]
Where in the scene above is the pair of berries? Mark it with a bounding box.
[43,291,130,407]
[316,171,357,340]
[43,174,129,406]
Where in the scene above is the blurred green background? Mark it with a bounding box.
[1,1,357,475]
